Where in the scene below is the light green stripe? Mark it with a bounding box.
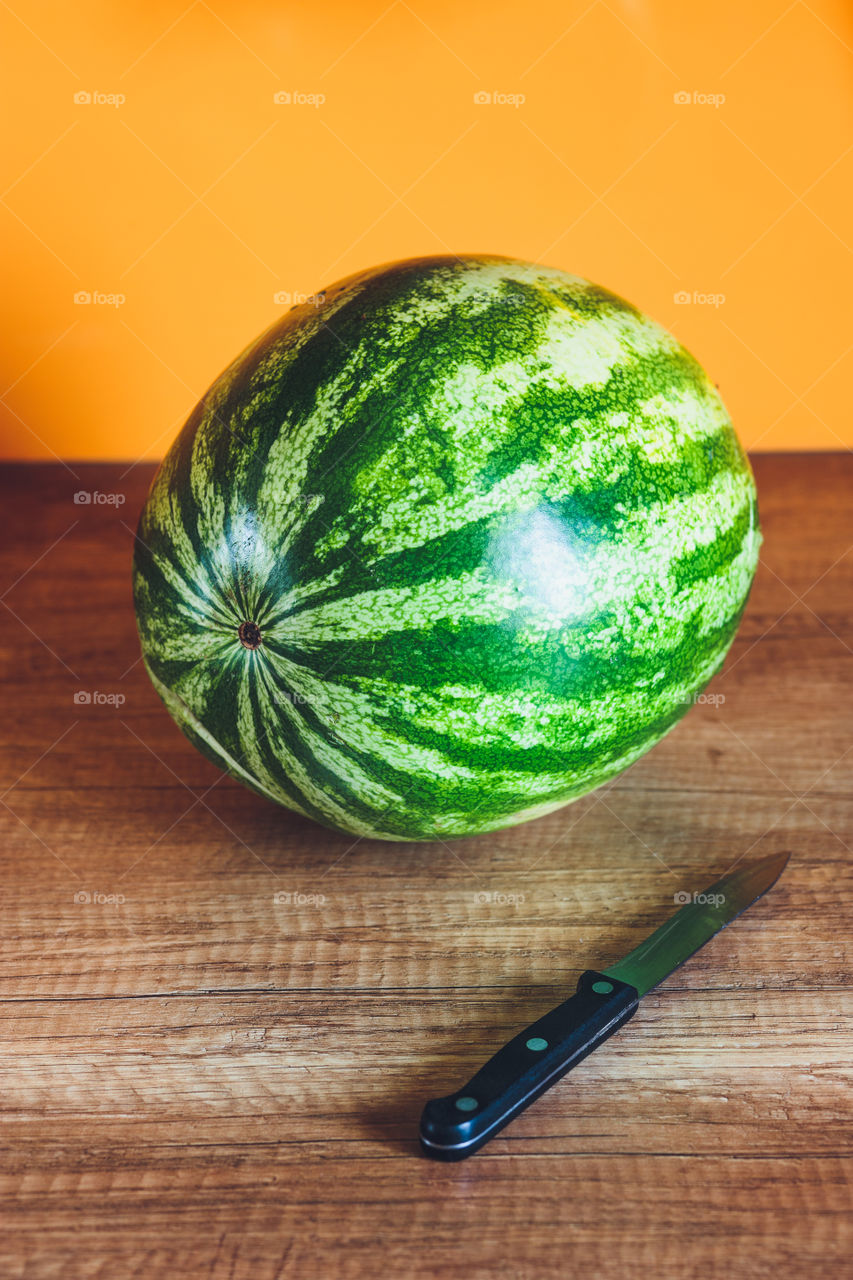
[319,396,732,567]
[145,660,311,819]
[278,469,756,654]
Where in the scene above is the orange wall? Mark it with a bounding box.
[1,0,851,460]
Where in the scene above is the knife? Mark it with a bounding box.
[419,850,789,1161]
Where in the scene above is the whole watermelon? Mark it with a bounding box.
[133,255,760,841]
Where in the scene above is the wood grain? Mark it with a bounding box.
[0,455,851,1279]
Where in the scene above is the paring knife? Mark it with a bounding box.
[419,850,789,1161]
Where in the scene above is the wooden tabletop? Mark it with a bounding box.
[1,455,850,1279]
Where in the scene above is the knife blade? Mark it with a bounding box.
[419,850,789,1161]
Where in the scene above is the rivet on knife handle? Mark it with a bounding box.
[419,971,639,1161]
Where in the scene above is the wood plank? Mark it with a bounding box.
[0,455,850,1278]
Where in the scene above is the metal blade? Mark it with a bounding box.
[603,850,790,997]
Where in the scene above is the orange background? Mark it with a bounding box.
[1,0,851,461]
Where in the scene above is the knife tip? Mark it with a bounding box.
[754,849,791,890]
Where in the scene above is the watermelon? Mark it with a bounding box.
[132,255,760,842]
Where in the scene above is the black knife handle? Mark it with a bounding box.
[419,971,639,1161]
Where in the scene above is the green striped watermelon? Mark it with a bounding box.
[133,255,760,842]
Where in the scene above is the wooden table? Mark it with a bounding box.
[1,455,850,1279]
